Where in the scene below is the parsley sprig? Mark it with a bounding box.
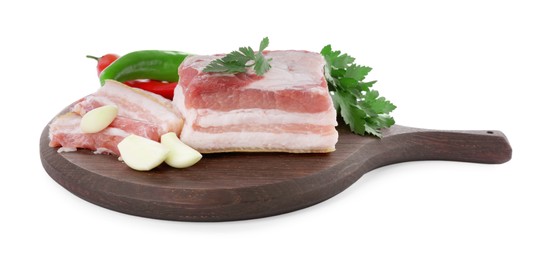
[203,37,272,76]
[202,39,396,137]
[321,45,396,137]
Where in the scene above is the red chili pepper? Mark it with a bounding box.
[86,54,120,76]
[125,80,177,100]
[87,53,177,99]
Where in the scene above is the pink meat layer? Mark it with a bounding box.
[178,51,331,113]
[174,50,339,153]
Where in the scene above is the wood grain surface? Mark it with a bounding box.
[40,117,512,221]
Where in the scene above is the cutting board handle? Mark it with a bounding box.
[372,125,512,165]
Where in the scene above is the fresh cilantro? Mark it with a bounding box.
[321,45,396,137]
[203,37,272,76]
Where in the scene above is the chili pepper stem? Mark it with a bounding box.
[86,55,99,61]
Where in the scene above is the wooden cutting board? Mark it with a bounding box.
[40,112,512,222]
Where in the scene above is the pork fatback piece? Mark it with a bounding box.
[173,50,338,153]
[72,80,183,136]
[49,80,184,155]
[49,112,129,155]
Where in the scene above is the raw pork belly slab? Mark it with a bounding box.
[49,80,183,155]
[173,50,338,153]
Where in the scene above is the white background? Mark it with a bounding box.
[1,0,556,259]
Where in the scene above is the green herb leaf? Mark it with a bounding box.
[254,54,272,75]
[321,45,396,137]
[259,37,270,52]
[345,65,372,81]
[203,37,272,76]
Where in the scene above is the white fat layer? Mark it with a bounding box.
[49,113,81,140]
[180,124,338,151]
[50,112,129,137]
[93,148,115,154]
[81,95,148,121]
[57,147,77,153]
[186,108,337,127]
[51,113,81,126]
[181,54,223,70]
[246,51,326,92]
[51,125,129,137]
[181,51,327,92]
[173,84,188,119]
[103,127,129,137]
[97,81,182,132]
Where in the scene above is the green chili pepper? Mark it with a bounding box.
[99,50,189,85]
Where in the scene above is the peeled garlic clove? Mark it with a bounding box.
[117,135,169,171]
[80,105,118,133]
[161,132,202,168]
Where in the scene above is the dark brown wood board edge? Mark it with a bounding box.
[40,125,376,221]
[40,119,512,221]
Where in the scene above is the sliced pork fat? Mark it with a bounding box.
[49,112,127,155]
[49,80,184,155]
[173,50,338,153]
[72,80,183,136]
